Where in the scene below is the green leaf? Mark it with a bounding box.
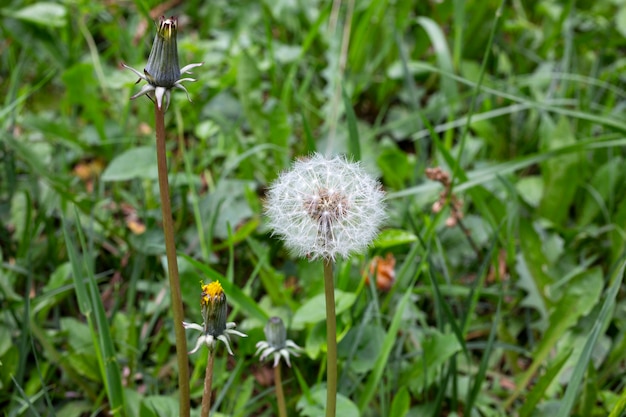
[338,323,385,373]
[359,290,412,411]
[519,348,572,417]
[538,116,580,223]
[297,385,360,417]
[373,228,418,249]
[406,331,463,394]
[102,146,157,182]
[389,386,410,417]
[516,176,544,208]
[560,261,626,417]
[6,2,67,27]
[515,220,551,321]
[507,267,604,407]
[577,157,622,227]
[141,396,179,417]
[293,290,356,327]
[416,17,458,105]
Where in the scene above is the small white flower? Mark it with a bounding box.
[265,154,385,260]
[255,317,303,367]
[183,281,247,355]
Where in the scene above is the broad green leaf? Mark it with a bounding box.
[297,385,359,417]
[338,323,385,373]
[293,290,356,327]
[406,331,463,394]
[373,228,417,249]
[6,2,67,27]
[507,267,603,407]
[516,219,552,321]
[538,116,580,223]
[516,176,544,208]
[102,146,157,181]
[389,386,410,417]
[560,261,625,417]
[577,157,623,227]
[141,396,179,417]
[57,401,92,417]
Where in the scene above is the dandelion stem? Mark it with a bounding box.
[323,259,337,417]
[275,362,287,417]
[201,349,216,417]
[155,103,190,417]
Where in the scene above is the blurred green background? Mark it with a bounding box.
[2,0,626,416]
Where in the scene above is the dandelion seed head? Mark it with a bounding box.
[265,154,386,260]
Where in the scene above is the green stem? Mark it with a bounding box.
[201,349,216,417]
[275,363,287,417]
[323,259,337,417]
[155,104,190,417]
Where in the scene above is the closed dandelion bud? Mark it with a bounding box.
[265,154,386,261]
[255,317,303,368]
[265,316,287,348]
[122,16,203,111]
[144,16,181,88]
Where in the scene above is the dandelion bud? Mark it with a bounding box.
[265,154,386,261]
[144,16,181,88]
[122,16,203,111]
[201,281,227,338]
[265,317,287,348]
[183,280,247,355]
[255,317,303,368]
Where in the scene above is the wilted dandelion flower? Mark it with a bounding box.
[255,317,303,368]
[183,281,246,355]
[123,16,202,111]
[265,154,385,260]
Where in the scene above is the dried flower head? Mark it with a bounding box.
[265,154,385,261]
[123,16,203,111]
[183,281,246,355]
[255,317,303,368]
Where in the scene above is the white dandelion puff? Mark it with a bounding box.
[265,154,386,261]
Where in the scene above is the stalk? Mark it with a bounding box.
[275,363,287,417]
[201,349,216,417]
[155,103,190,417]
[323,259,337,417]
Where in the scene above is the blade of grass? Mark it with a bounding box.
[555,258,626,417]
[465,292,501,413]
[519,348,572,417]
[357,289,411,412]
[62,212,125,415]
[342,83,360,161]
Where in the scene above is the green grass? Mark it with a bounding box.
[2,0,626,416]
